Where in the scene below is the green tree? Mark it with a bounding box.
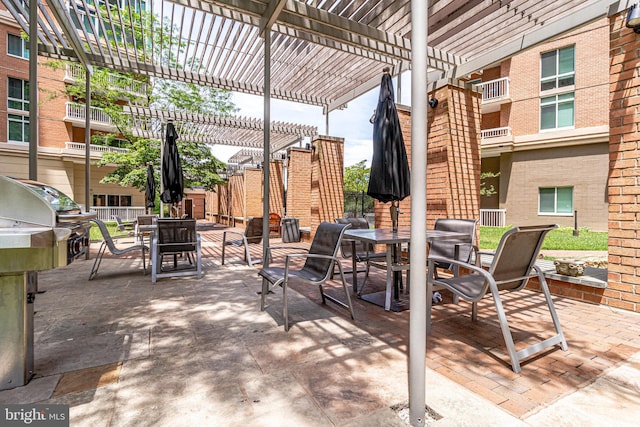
[344,160,370,193]
[344,160,373,216]
[480,171,500,197]
[56,5,238,193]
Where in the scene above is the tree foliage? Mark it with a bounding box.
[57,5,238,193]
[480,171,500,197]
[344,160,370,193]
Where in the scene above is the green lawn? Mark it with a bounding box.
[90,221,125,241]
[479,226,608,251]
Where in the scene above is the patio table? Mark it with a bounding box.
[343,228,470,311]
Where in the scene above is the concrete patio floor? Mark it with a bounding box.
[1,223,639,426]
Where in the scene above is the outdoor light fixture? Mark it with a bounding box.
[627,3,640,33]
[428,98,439,108]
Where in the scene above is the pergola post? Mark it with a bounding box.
[262,29,272,265]
[409,0,428,425]
[28,0,38,180]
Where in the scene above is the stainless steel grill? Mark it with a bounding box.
[0,175,96,390]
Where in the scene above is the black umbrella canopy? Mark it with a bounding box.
[160,122,184,207]
[145,163,156,211]
[367,72,410,231]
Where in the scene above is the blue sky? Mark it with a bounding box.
[210,73,409,167]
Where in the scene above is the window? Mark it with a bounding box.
[7,77,29,143]
[7,34,29,59]
[539,187,573,215]
[541,93,574,130]
[541,45,575,91]
[93,194,132,207]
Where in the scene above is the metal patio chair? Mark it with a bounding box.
[258,222,355,331]
[334,217,386,293]
[89,219,148,280]
[112,214,136,236]
[151,219,202,283]
[221,217,263,266]
[429,218,479,277]
[427,224,568,373]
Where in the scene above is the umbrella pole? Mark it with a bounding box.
[390,201,399,233]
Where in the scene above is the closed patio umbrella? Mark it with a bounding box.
[367,70,410,232]
[160,121,183,217]
[145,163,156,214]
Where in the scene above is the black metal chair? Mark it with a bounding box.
[221,217,263,266]
[89,219,148,280]
[258,222,355,331]
[427,224,568,373]
[151,219,202,283]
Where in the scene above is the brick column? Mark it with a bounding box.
[229,174,244,225]
[286,147,312,227]
[374,84,481,231]
[607,11,640,312]
[309,135,345,235]
[269,160,285,216]
[244,167,263,220]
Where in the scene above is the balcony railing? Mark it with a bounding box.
[476,77,509,102]
[65,102,114,127]
[481,126,511,139]
[91,207,146,222]
[480,209,506,227]
[65,64,149,98]
[65,142,128,154]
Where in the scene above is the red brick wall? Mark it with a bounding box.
[286,147,312,228]
[374,85,481,231]
[269,160,285,216]
[607,11,640,313]
[310,136,344,235]
[244,168,263,219]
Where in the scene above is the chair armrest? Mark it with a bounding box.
[222,230,247,244]
[283,253,341,275]
[428,256,492,280]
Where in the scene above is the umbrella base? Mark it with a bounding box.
[360,291,410,312]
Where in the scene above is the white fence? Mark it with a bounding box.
[65,142,128,154]
[476,77,509,102]
[480,209,506,227]
[91,207,146,222]
[481,126,511,139]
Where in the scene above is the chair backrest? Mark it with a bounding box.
[490,224,558,291]
[137,214,157,226]
[335,217,370,257]
[269,213,281,227]
[92,219,119,253]
[430,218,478,267]
[244,217,263,244]
[156,219,197,253]
[302,222,351,278]
[112,215,125,230]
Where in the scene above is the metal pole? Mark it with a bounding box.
[262,30,271,265]
[28,0,38,180]
[84,66,91,213]
[409,0,428,425]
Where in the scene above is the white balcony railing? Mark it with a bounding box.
[481,126,511,140]
[65,142,128,154]
[91,207,146,222]
[65,102,114,127]
[480,209,506,227]
[476,77,509,102]
[65,64,149,98]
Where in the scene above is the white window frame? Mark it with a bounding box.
[538,187,574,216]
[540,45,575,92]
[540,92,575,131]
[7,33,29,59]
[7,77,29,144]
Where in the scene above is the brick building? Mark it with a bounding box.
[478,17,610,231]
